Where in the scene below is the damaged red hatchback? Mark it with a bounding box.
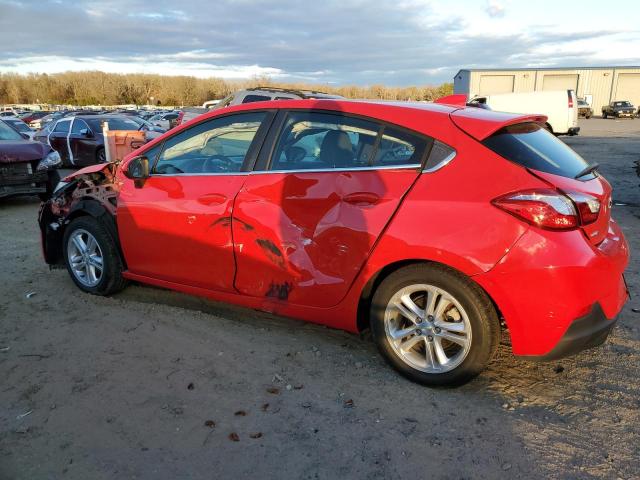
[38,99,629,385]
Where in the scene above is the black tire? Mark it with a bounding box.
[602,112,607,119]
[585,114,591,119]
[370,263,500,386]
[62,216,127,295]
[96,147,106,164]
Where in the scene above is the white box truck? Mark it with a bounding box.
[469,90,580,136]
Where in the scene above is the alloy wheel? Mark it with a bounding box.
[384,284,472,373]
[67,228,104,287]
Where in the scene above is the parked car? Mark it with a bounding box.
[0,119,61,200]
[2,117,35,139]
[176,107,208,126]
[214,86,343,109]
[0,111,18,118]
[37,115,141,166]
[20,111,50,125]
[148,112,180,130]
[577,99,593,119]
[127,116,166,140]
[469,90,580,135]
[37,99,629,386]
[34,112,65,130]
[602,101,635,118]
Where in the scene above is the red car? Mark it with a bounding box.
[38,98,629,386]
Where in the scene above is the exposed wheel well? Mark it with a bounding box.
[356,259,503,333]
[43,199,125,268]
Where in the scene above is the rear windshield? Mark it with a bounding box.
[0,120,23,140]
[482,123,590,179]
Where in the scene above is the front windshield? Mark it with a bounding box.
[614,101,632,107]
[0,120,23,140]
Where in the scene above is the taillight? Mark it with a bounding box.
[568,91,574,108]
[566,191,600,225]
[492,189,578,230]
[492,189,601,230]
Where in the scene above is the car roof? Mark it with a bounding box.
[170,98,546,144]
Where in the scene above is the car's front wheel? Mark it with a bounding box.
[370,264,500,386]
[63,216,127,295]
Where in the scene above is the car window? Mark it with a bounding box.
[482,122,591,179]
[154,111,266,175]
[373,127,430,167]
[86,117,139,131]
[71,119,90,134]
[242,95,271,104]
[53,120,71,134]
[7,120,30,132]
[165,113,179,120]
[0,120,22,140]
[270,112,381,171]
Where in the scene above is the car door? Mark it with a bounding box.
[69,118,98,166]
[48,119,72,164]
[116,110,274,291]
[232,110,430,307]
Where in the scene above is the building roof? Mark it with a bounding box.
[454,66,640,79]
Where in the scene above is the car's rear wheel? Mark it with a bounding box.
[63,216,127,295]
[370,264,500,386]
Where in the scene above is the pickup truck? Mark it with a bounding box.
[602,101,636,118]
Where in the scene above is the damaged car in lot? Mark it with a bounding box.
[38,98,629,386]
[1,119,61,200]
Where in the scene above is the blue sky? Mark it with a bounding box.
[1,0,639,85]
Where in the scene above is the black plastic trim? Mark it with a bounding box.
[521,303,617,361]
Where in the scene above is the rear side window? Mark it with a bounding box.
[270,112,381,170]
[54,120,71,134]
[242,95,271,104]
[374,126,430,167]
[482,123,590,179]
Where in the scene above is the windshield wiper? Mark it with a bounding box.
[574,162,599,179]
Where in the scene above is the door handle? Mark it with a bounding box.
[342,192,380,206]
[197,193,227,205]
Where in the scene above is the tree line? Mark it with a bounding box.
[0,71,453,107]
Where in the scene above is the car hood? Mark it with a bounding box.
[0,140,50,163]
[62,162,115,181]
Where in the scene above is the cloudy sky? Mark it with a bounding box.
[1,0,639,85]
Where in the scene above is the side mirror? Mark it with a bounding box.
[124,156,150,188]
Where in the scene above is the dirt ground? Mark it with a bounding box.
[1,118,639,480]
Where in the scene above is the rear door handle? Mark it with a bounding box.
[197,193,227,205]
[342,192,380,206]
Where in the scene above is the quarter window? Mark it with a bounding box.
[153,112,266,174]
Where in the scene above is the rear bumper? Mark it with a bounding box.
[520,303,617,361]
[474,221,629,357]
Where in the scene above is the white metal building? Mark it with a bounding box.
[454,67,640,113]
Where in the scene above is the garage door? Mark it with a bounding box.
[542,74,578,92]
[615,73,640,106]
[479,75,514,95]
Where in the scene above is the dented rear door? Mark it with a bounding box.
[231,110,429,308]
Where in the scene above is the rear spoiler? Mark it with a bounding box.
[450,108,548,141]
